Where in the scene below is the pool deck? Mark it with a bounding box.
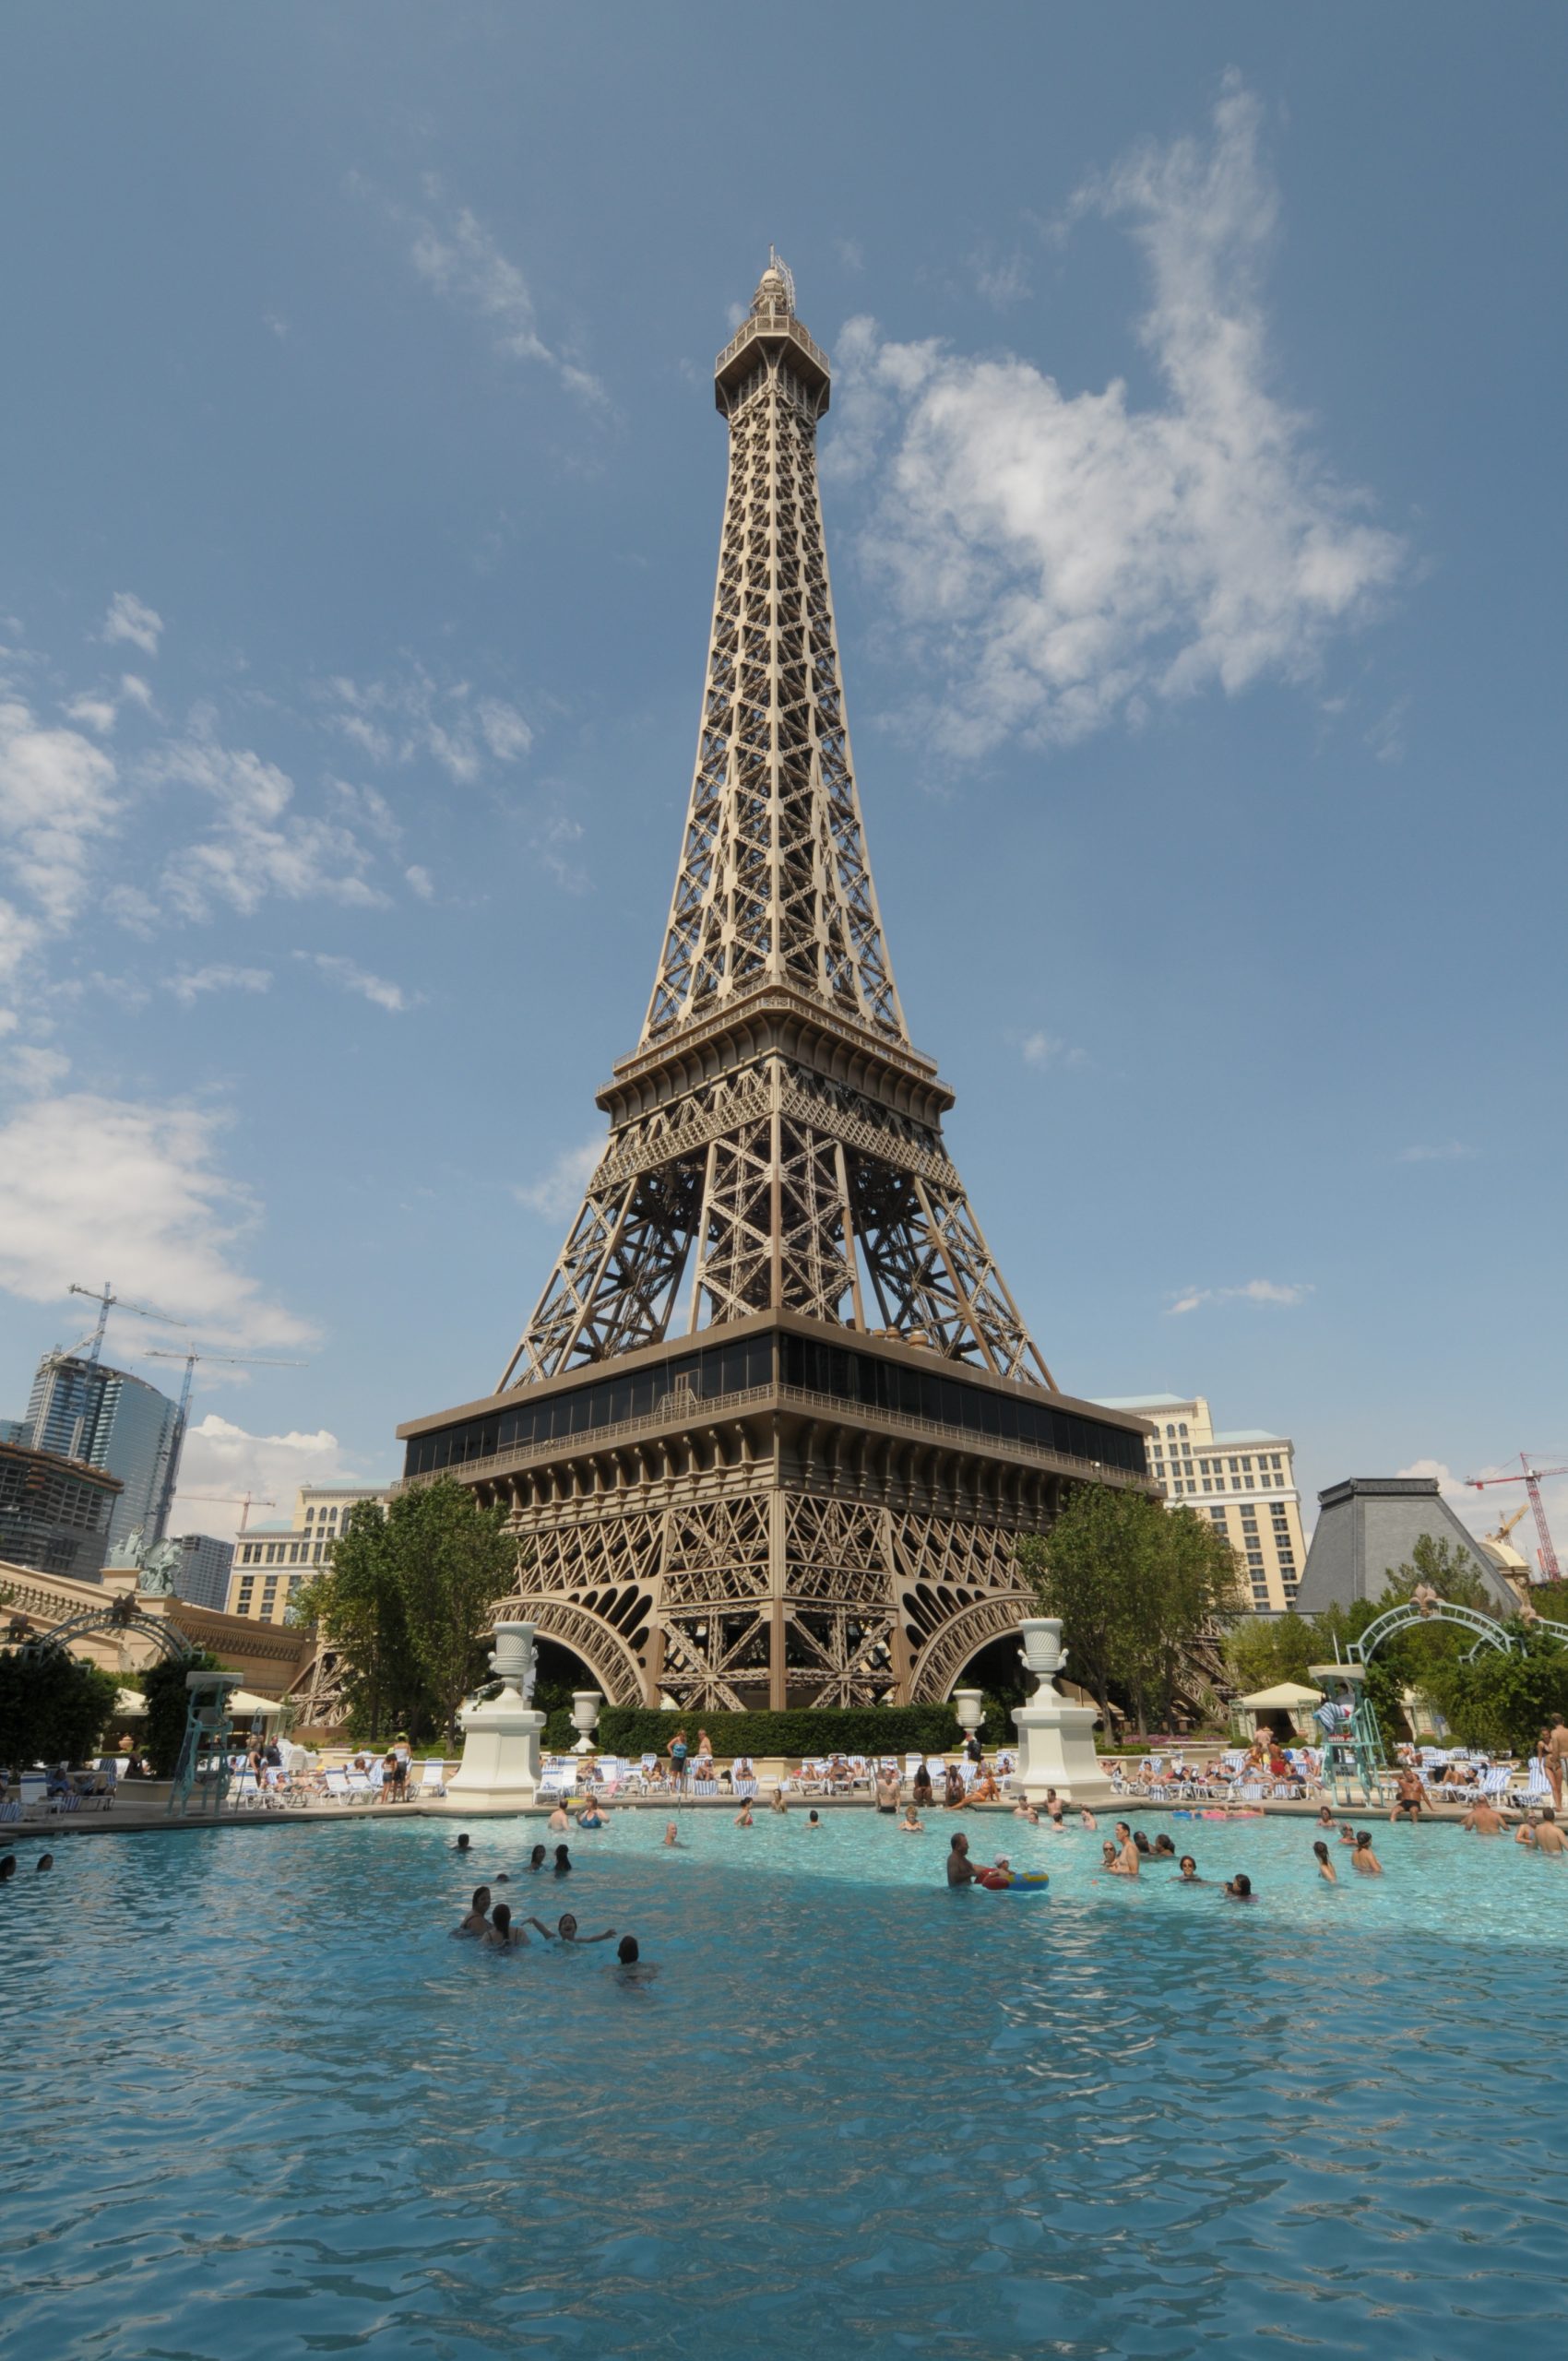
[1,1790,1517,1841]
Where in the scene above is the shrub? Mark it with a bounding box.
[593,1705,971,1761]
[141,1650,221,1777]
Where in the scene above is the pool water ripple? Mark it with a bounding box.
[3,1809,1565,2357]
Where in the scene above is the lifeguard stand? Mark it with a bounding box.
[167,1670,244,1817]
[1308,1662,1389,1807]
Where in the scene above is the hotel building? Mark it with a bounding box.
[225,1483,390,1623]
[1094,1393,1307,1612]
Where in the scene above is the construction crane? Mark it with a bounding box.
[67,1280,186,1361]
[178,1492,278,1534]
[1466,1454,1568,1584]
[144,1347,307,1541]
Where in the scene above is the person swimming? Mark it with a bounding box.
[542,1911,617,1945]
[900,1804,923,1833]
[663,1821,681,1846]
[456,1885,492,1937]
[805,1809,823,1830]
[529,1845,548,1870]
[1223,1873,1256,1902]
[454,1833,472,1852]
[1175,1855,1203,1882]
[577,1803,607,1829]
[553,1844,573,1874]
[1313,1839,1336,1882]
[733,1800,754,1826]
[481,1903,526,1950]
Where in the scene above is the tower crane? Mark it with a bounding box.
[67,1280,186,1360]
[1466,1454,1568,1584]
[178,1493,278,1534]
[143,1347,307,1542]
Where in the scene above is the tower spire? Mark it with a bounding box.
[642,262,902,1047]
[498,270,1051,1394]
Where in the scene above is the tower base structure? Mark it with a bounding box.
[402,1320,1150,1714]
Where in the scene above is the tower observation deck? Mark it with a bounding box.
[399,261,1152,1711]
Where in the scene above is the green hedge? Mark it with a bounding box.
[589,1705,971,1761]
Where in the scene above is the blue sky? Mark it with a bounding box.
[1,4,1563,1553]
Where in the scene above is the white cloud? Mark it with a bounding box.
[534,809,589,893]
[396,179,603,403]
[297,952,421,1014]
[1020,1027,1086,1069]
[1166,1277,1313,1316]
[326,670,531,785]
[514,1135,603,1222]
[5,1044,71,1093]
[0,1091,315,1347]
[0,698,121,926]
[64,694,117,736]
[150,723,388,920]
[172,1414,368,1547]
[1396,1141,1476,1165]
[103,592,164,658]
[119,673,156,712]
[162,964,273,1006]
[404,863,434,900]
[1402,1456,1568,1568]
[831,77,1405,763]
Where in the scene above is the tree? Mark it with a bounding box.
[141,1649,221,1776]
[1020,1488,1244,1733]
[0,1648,121,1768]
[292,1478,515,1742]
[1421,1627,1568,1755]
[1383,1533,1492,1612]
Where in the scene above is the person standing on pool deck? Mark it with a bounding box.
[1547,1717,1568,1810]
[946,1833,979,1886]
[669,1728,690,1790]
[1349,1832,1383,1875]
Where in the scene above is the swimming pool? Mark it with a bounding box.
[4,1808,1564,2358]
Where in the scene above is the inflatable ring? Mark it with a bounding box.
[979,1869,1049,1889]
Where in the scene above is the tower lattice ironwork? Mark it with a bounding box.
[399,261,1151,1712]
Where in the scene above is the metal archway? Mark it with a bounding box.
[1349,1598,1568,1666]
[28,1597,195,1667]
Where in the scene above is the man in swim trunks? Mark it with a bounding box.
[1388,1764,1427,1824]
[1535,1808,1567,1856]
[1547,1718,1568,1810]
[945,1833,979,1886]
[1461,1797,1507,1836]
[1114,1821,1140,1877]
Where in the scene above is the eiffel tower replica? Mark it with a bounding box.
[399,257,1150,1712]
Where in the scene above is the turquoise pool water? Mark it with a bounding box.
[4,1807,1565,2358]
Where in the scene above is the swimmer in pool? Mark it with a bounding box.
[805,1809,824,1830]
[456,1886,492,1937]
[1313,1840,1336,1882]
[1152,1833,1177,1858]
[532,1912,617,1945]
[481,1904,527,1950]
[663,1822,681,1847]
[1013,1802,1040,1824]
[733,1800,754,1826]
[1079,1808,1098,1833]
[1174,1856,1203,1883]
[614,1935,658,1984]
[529,1845,548,1870]
[547,1803,573,1833]
[1223,1874,1256,1903]
[577,1803,607,1829]
[945,1833,979,1886]
[768,1789,788,1815]
[454,1833,472,1852]
[900,1804,924,1833]
[1349,1831,1383,1875]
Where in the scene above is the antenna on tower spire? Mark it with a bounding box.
[761,245,795,313]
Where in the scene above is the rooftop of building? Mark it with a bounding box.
[1211,1430,1287,1445]
[1094,1394,1197,1410]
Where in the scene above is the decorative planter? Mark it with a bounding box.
[952,1688,985,1738]
[1018,1617,1065,1693]
[571,1690,602,1754]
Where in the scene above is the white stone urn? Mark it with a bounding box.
[571,1689,603,1754]
[445,1619,548,1810]
[1018,1617,1066,1693]
[952,1688,985,1739]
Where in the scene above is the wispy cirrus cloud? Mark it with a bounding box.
[0,696,122,929]
[102,591,164,658]
[1396,1140,1476,1165]
[1019,1027,1087,1070]
[325,669,532,785]
[148,718,389,922]
[1166,1277,1313,1316]
[831,76,1405,764]
[161,964,273,1006]
[365,172,603,405]
[296,951,422,1014]
[514,1135,604,1222]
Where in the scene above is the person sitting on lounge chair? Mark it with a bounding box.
[912,1763,933,1809]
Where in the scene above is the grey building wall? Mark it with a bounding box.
[172,1531,234,1612]
[1294,1477,1516,1616]
[22,1355,181,1551]
[0,1439,120,1581]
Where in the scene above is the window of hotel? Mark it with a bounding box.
[1179,1423,1188,1438]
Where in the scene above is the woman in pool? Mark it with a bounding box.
[552,1843,573,1875]
[456,1886,492,1937]
[577,1801,607,1829]
[529,1844,548,1871]
[1313,1840,1337,1882]
[1224,1874,1256,1902]
[533,1912,616,1946]
[1174,1856,1204,1883]
[481,1904,526,1950]
[1152,1833,1177,1858]
[768,1788,788,1815]
[733,1799,754,1827]
[900,1803,923,1833]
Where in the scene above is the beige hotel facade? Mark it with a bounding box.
[225,1484,389,1623]
[1096,1394,1307,1612]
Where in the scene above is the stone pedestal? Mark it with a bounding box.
[1010,1617,1114,1805]
[445,1622,548,1811]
